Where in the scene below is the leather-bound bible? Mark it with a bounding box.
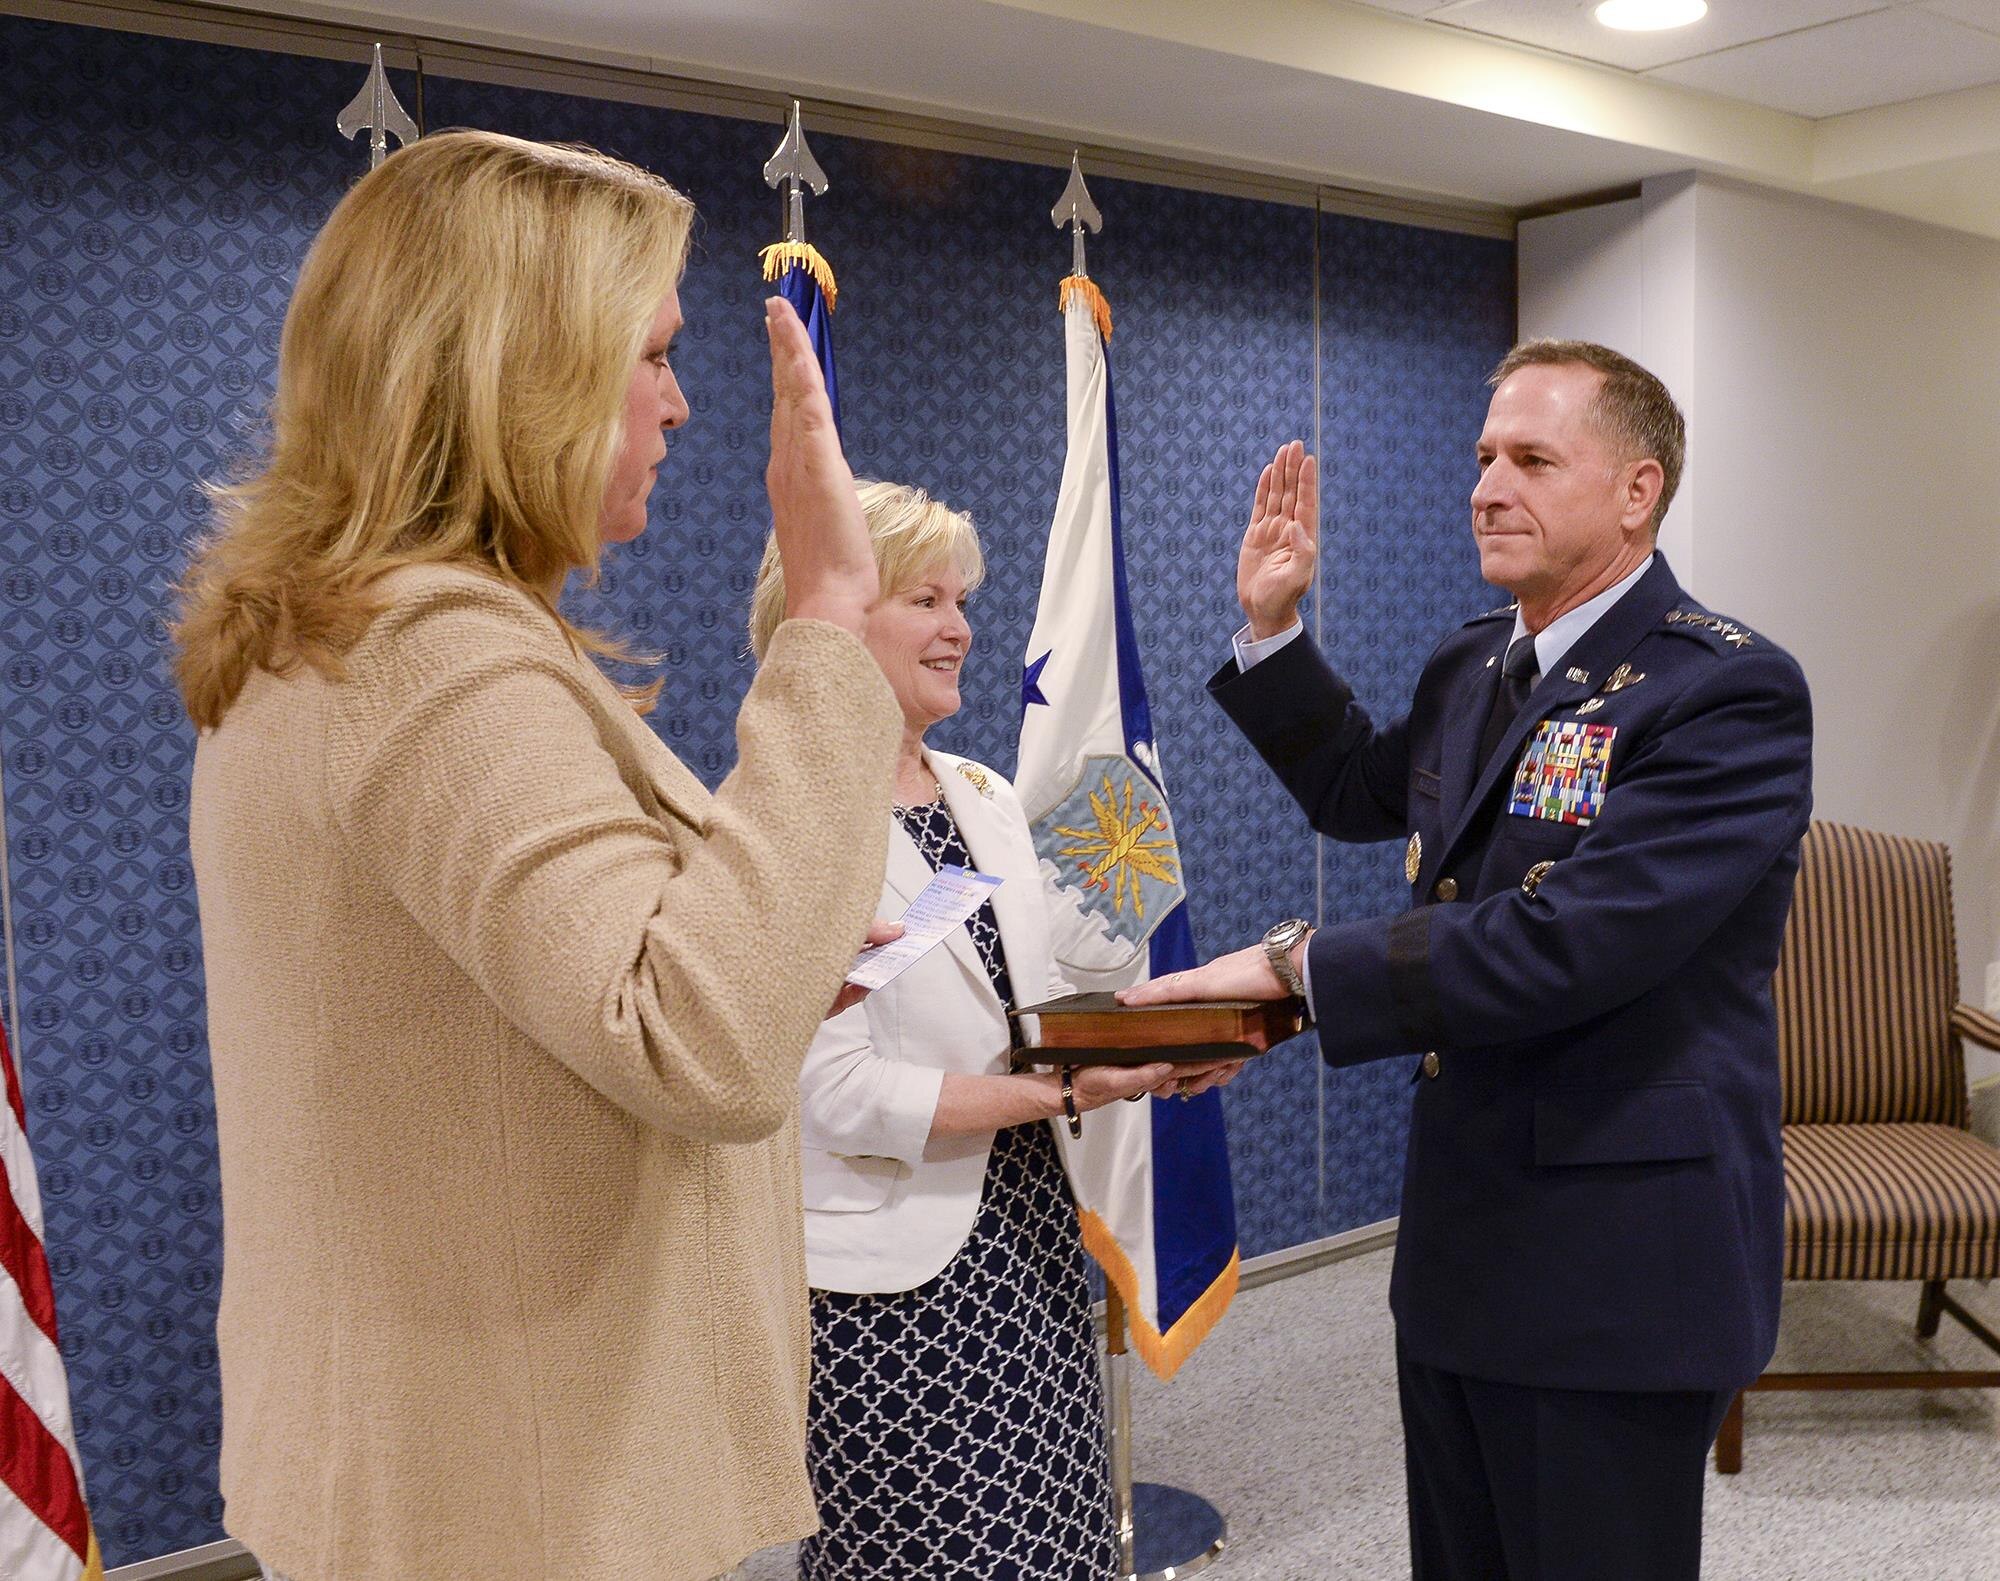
[1010,993,1308,1067]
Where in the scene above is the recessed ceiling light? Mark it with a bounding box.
[1594,0,1708,30]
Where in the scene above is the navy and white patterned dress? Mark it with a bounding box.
[800,796,1118,1581]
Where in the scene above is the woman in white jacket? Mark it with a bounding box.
[747,482,1235,1581]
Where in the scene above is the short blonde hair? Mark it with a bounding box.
[175,129,695,728]
[748,481,985,659]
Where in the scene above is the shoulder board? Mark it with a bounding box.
[1662,608,1758,649]
[1463,601,1518,627]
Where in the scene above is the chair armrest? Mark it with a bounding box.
[1950,1002,2000,1051]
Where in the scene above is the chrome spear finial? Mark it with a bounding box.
[1050,152,1102,278]
[336,43,418,170]
[763,100,828,245]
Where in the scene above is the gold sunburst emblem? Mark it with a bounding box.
[1051,771,1182,919]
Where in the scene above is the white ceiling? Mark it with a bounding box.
[191,0,2000,240]
[1364,0,2000,117]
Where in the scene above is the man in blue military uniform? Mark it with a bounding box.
[1126,341,1813,1579]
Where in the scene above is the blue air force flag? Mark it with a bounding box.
[1016,276,1240,1379]
[761,242,840,433]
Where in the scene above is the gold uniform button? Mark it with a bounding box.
[1421,1051,1441,1079]
[1434,877,1459,902]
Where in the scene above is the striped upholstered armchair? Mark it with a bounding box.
[1715,821,2000,1472]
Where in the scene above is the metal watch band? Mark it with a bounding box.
[1262,918,1310,998]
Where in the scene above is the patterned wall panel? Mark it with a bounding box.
[0,19,403,1564]
[0,16,1512,1565]
[1316,212,1518,1234]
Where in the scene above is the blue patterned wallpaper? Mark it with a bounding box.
[1316,212,1517,1231]
[0,15,1511,1565]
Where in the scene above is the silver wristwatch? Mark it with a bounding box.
[1261,917,1312,998]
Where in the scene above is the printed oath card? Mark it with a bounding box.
[1508,721,1616,827]
[844,866,1004,992]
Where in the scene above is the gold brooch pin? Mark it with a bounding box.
[1576,697,1605,715]
[954,763,994,798]
[1405,831,1422,885]
[1522,859,1555,898]
[1603,664,1645,692]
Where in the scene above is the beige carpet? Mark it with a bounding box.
[743,1248,2000,1579]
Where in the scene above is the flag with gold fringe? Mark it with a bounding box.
[759,239,839,433]
[761,102,839,432]
[1016,269,1240,1380]
[1,1015,104,1581]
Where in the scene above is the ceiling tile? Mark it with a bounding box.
[1649,7,2000,114]
[1919,0,2000,37]
[1425,0,1885,72]
[1337,0,1448,16]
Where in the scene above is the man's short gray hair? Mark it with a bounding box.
[1488,339,1686,533]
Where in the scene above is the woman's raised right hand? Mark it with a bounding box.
[764,296,878,637]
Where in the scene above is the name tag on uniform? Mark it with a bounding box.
[1509,721,1616,827]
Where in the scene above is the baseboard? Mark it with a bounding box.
[1093,1215,1399,1332]
[106,1538,256,1581]
[1239,1216,1399,1291]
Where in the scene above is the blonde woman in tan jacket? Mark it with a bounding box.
[174,131,901,1581]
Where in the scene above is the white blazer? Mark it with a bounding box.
[800,749,1082,1293]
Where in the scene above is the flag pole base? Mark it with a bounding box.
[1104,1284,1228,1580]
[1122,1481,1226,1580]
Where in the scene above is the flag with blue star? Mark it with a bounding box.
[1015,268,1239,1380]
[1021,649,1051,709]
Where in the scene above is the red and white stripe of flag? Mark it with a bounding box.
[0,1016,100,1581]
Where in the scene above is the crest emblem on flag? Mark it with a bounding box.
[1033,753,1184,954]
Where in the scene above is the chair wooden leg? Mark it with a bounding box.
[1714,1390,1745,1474]
[1917,1279,1946,1339]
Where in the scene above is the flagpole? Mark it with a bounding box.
[1101,1283,1228,1581]
[1044,154,1229,1581]
[1104,1285,1137,1574]
[761,102,841,433]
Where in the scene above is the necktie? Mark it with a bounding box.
[1477,634,1541,769]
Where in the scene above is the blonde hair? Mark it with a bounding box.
[174,129,695,728]
[748,481,985,660]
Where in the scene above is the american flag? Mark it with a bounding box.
[1,1013,101,1581]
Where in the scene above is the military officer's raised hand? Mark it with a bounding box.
[1238,440,1319,640]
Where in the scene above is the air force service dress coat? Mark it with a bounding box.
[1210,555,1813,1394]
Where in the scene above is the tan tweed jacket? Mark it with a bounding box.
[189,564,899,1581]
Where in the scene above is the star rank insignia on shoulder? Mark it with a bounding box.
[1664,608,1757,648]
[1466,601,1518,626]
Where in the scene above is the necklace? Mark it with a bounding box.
[894,755,940,810]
